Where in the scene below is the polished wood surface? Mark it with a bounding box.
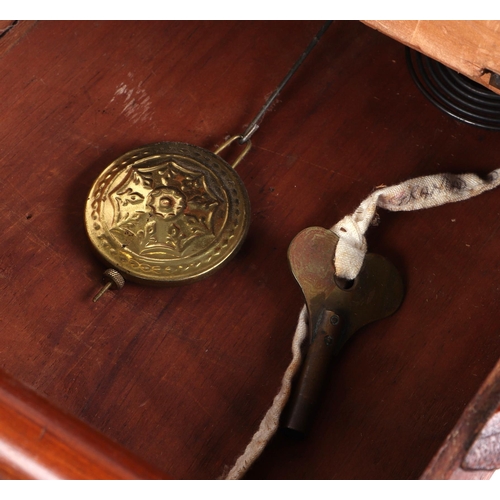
[363,21,500,95]
[0,371,168,479]
[1,20,500,480]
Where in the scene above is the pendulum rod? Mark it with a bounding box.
[239,20,333,144]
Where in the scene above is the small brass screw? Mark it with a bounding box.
[93,269,125,302]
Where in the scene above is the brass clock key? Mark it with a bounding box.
[282,226,404,434]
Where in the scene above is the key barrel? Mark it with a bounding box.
[284,310,345,434]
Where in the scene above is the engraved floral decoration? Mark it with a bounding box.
[108,160,224,258]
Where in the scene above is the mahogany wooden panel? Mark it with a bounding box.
[1,20,500,480]
[0,21,36,55]
[363,21,500,95]
[0,370,168,479]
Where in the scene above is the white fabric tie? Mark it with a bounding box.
[333,169,500,279]
[223,167,500,479]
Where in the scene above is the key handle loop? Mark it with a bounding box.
[288,226,404,348]
[213,135,252,170]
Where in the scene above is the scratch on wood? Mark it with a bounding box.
[410,20,422,47]
[111,81,153,124]
[0,21,18,39]
[190,393,214,420]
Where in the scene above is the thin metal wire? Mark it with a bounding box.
[239,21,333,144]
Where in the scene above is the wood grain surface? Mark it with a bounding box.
[1,20,500,480]
[0,370,169,479]
[363,21,500,95]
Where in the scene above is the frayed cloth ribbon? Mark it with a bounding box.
[223,168,500,479]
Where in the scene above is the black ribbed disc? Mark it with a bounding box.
[406,48,500,131]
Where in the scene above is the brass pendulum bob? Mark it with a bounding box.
[86,21,333,301]
[85,138,252,295]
